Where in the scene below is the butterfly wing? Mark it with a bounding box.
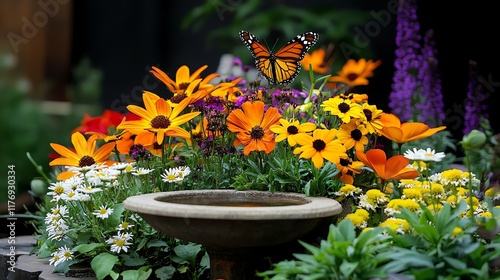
[240,30,319,85]
[239,30,276,83]
[272,32,319,84]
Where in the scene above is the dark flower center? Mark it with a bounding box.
[338,102,350,113]
[178,82,190,90]
[339,157,350,167]
[170,93,187,104]
[363,109,372,121]
[151,115,171,129]
[351,129,362,141]
[287,125,299,135]
[79,155,96,167]
[347,73,359,81]
[312,139,326,151]
[250,126,264,140]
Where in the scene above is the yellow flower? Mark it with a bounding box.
[451,227,463,237]
[321,97,364,123]
[334,184,363,200]
[293,128,347,169]
[344,213,367,229]
[353,208,370,221]
[337,119,369,151]
[401,188,424,202]
[270,119,316,146]
[361,103,384,134]
[379,218,410,234]
[117,92,200,145]
[49,132,115,168]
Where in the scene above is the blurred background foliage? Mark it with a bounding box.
[0,48,102,203]
[182,0,374,82]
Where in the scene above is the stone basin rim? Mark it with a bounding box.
[123,190,342,220]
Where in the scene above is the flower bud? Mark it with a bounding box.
[460,129,486,150]
[30,178,46,197]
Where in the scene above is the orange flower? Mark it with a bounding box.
[355,149,419,181]
[49,132,116,173]
[378,113,447,144]
[328,58,381,87]
[301,47,334,74]
[150,65,218,95]
[227,101,282,155]
[117,92,200,146]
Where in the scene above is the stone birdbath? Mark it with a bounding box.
[123,189,342,280]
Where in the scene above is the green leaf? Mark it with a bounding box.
[155,266,176,280]
[121,267,152,280]
[107,203,125,227]
[173,243,202,266]
[91,252,119,280]
[73,243,106,254]
[147,239,169,248]
[122,255,147,267]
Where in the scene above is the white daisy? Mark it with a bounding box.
[110,162,135,172]
[404,148,446,162]
[132,168,154,176]
[58,245,73,262]
[116,221,134,231]
[93,205,114,219]
[106,232,133,253]
[161,168,182,183]
[49,251,62,266]
[176,166,191,179]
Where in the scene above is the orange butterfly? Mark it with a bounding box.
[239,30,319,85]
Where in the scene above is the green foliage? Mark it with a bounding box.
[257,219,393,279]
[182,0,373,87]
[379,201,500,279]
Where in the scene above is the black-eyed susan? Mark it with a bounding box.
[336,156,364,184]
[293,128,347,169]
[270,119,316,146]
[226,100,282,155]
[337,119,369,151]
[117,92,200,146]
[327,58,381,87]
[321,97,364,124]
[150,65,217,95]
[49,132,115,168]
[361,103,384,134]
[338,92,368,103]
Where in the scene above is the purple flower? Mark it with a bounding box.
[389,0,445,126]
[463,60,490,135]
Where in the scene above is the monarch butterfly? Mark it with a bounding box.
[239,30,319,85]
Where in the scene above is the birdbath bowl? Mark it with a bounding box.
[123,189,342,280]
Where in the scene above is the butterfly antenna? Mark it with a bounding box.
[263,36,280,53]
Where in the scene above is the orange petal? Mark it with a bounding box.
[365,149,388,178]
[384,155,410,180]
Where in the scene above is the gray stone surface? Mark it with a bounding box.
[0,235,96,280]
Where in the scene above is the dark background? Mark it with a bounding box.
[71,1,500,142]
